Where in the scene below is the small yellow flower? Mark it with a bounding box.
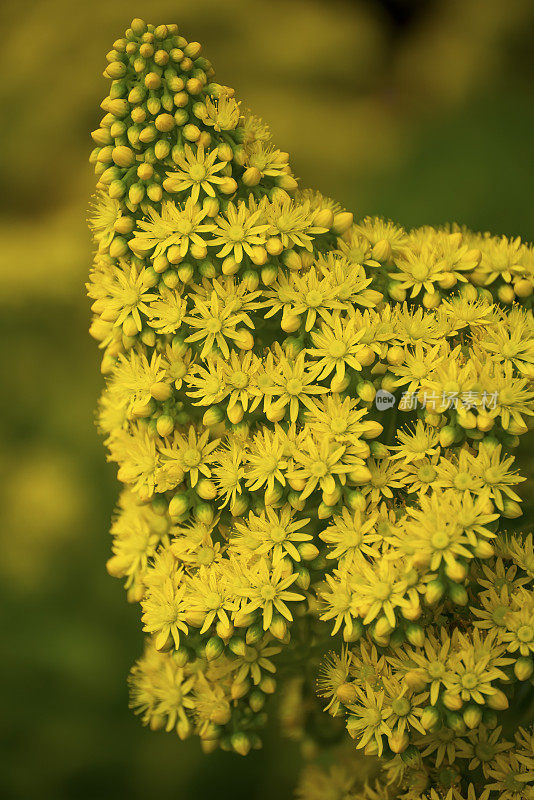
[141,569,189,650]
[244,426,288,493]
[209,200,270,263]
[307,312,370,381]
[164,144,227,203]
[238,560,305,630]
[287,434,355,500]
[230,505,311,565]
[184,285,254,359]
[158,427,220,488]
[390,244,447,297]
[131,198,215,260]
[320,506,381,567]
[203,91,241,131]
[346,686,392,756]
[146,288,187,334]
[264,350,327,422]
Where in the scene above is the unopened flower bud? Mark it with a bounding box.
[332,212,353,234]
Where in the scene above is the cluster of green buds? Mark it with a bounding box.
[88,19,534,798]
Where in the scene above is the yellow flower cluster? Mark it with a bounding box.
[88,19,534,796]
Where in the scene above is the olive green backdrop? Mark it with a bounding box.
[0,1,533,798]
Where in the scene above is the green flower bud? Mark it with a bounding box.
[298,543,319,561]
[448,582,468,605]
[446,712,466,733]
[101,97,130,117]
[487,690,509,711]
[332,212,353,234]
[439,425,457,448]
[421,706,440,731]
[231,733,251,757]
[295,566,311,590]
[128,182,145,204]
[442,692,463,711]
[388,730,409,754]
[425,579,445,605]
[258,676,276,694]
[168,492,189,517]
[249,691,265,713]
[356,380,376,403]
[501,499,522,518]
[194,503,214,524]
[463,705,483,729]
[196,478,217,500]
[91,127,113,145]
[405,624,425,648]
[205,636,224,660]
[514,656,534,681]
[269,616,288,640]
[156,414,174,437]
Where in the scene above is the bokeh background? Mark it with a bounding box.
[1,0,533,798]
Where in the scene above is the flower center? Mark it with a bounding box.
[171,361,188,379]
[431,531,450,550]
[190,164,207,181]
[453,472,472,490]
[123,287,140,305]
[230,370,249,389]
[286,378,303,395]
[306,290,323,307]
[428,662,445,679]
[183,448,201,467]
[418,465,436,482]
[347,530,363,547]
[475,742,494,761]
[205,591,222,609]
[461,672,478,689]
[228,225,245,241]
[244,647,258,663]
[374,581,391,600]
[491,606,507,626]
[368,709,383,726]
[263,456,279,473]
[411,262,429,281]
[176,220,193,235]
[310,460,328,478]
[271,526,287,543]
[392,698,411,717]
[206,318,222,333]
[518,624,534,643]
[331,419,347,434]
[328,341,347,358]
[261,586,276,601]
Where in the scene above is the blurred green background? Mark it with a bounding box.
[1,1,533,798]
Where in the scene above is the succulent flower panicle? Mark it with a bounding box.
[89,18,534,798]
